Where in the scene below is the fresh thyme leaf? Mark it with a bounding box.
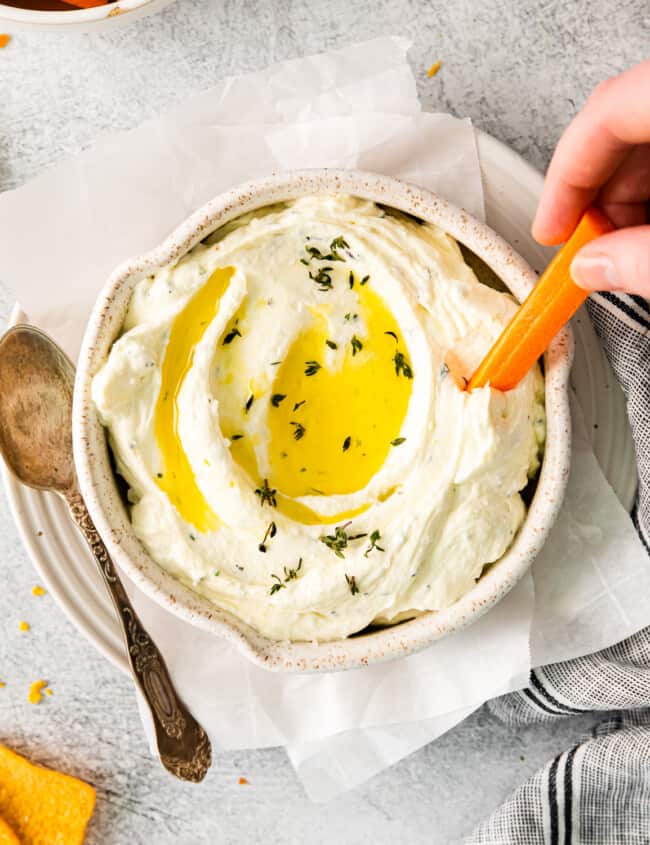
[360,275,370,285]
[258,521,277,552]
[156,472,163,478]
[310,487,326,495]
[342,435,352,452]
[270,360,283,366]
[364,529,385,557]
[269,574,286,596]
[384,331,398,342]
[350,335,363,356]
[391,437,406,446]
[290,421,306,440]
[393,351,414,379]
[222,327,242,345]
[271,393,287,407]
[326,339,338,350]
[189,533,197,541]
[214,569,220,576]
[284,558,303,581]
[254,479,277,507]
[319,522,368,558]
[345,574,360,595]
[439,362,450,379]
[304,360,321,376]
[230,434,244,441]
[308,266,334,291]
[348,271,355,289]
[329,236,350,260]
[293,400,306,411]
[305,245,331,262]
[344,313,358,321]
[245,394,255,413]
[300,257,309,266]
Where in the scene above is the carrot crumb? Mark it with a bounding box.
[28,680,48,704]
[427,59,442,78]
[0,35,11,50]
[19,621,30,632]
[238,777,249,785]
[31,586,46,597]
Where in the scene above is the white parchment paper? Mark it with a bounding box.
[1,37,648,800]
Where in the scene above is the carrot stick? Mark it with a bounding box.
[467,207,614,392]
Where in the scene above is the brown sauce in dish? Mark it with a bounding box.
[1,0,113,8]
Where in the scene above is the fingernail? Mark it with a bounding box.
[570,253,619,291]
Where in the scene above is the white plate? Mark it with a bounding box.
[1,132,638,675]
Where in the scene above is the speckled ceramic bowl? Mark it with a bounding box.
[73,169,573,672]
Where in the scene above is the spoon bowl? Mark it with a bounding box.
[0,326,76,494]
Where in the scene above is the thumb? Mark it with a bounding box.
[570,225,650,296]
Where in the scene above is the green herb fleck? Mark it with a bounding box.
[344,313,358,321]
[254,479,277,508]
[326,339,338,350]
[360,274,370,285]
[300,257,309,266]
[342,435,352,452]
[156,472,163,478]
[270,360,283,366]
[329,236,350,260]
[364,529,385,557]
[351,335,363,356]
[269,575,286,596]
[393,351,414,379]
[245,394,255,413]
[189,533,197,542]
[271,393,287,408]
[214,569,220,577]
[222,327,242,345]
[258,521,277,553]
[290,421,306,440]
[345,574,360,595]
[283,558,303,581]
[309,266,334,291]
[293,400,306,411]
[348,271,355,289]
[391,437,406,446]
[319,522,367,559]
[304,360,321,376]
[384,331,398,342]
[230,434,244,441]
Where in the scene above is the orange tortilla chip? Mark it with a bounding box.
[0,815,19,845]
[0,745,95,845]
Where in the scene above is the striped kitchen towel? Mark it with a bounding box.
[468,292,650,845]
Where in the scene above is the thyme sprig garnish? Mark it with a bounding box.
[290,421,306,440]
[245,394,255,413]
[255,479,277,508]
[319,522,367,558]
[393,351,414,379]
[342,436,352,452]
[309,266,334,291]
[269,575,286,596]
[391,437,406,446]
[345,574,360,595]
[271,393,287,407]
[304,235,351,264]
[304,360,321,376]
[222,326,241,345]
[350,335,363,356]
[284,558,303,581]
[258,521,277,553]
[364,530,385,557]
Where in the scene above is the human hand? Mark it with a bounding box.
[532,60,650,296]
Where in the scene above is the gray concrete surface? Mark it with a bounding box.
[0,1,647,842]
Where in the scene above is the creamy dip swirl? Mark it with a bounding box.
[93,196,545,642]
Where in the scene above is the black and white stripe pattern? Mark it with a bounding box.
[468,293,650,844]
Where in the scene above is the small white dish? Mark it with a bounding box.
[0,0,175,32]
[71,168,573,672]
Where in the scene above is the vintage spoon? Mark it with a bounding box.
[0,324,211,783]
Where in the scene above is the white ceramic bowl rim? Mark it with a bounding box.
[73,168,573,673]
[0,0,161,25]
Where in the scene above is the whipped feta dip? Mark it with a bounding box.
[92,196,545,641]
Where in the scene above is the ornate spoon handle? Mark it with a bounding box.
[66,487,212,782]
